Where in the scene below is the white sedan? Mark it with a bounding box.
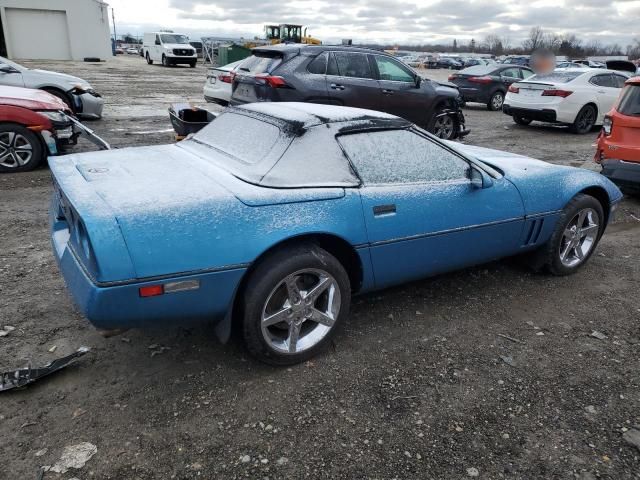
[503,69,630,133]
[203,60,243,106]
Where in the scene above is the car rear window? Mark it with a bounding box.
[617,84,640,116]
[192,112,283,165]
[526,72,583,83]
[460,65,493,75]
[237,52,283,75]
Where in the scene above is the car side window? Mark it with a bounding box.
[338,129,470,185]
[611,74,627,88]
[501,68,520,78]
[520,68,534,79]
[332,52,374,79]
[307,52,327,75]
[155,34,161,45]
[326,52,339,76]
[591,74,613,88]
[374,55,414,82]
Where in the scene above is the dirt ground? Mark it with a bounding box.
[1,55,639,480]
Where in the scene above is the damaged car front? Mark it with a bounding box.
[0,86,108,172]
[0,56,104,119]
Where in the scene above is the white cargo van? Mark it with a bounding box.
[143,32,197,67]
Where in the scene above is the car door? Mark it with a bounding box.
[325,51,382,110]
[590,74,621,122]
[0,60,24,87]
[338,128,525,289]
[301,51,331,103]
[153,34,162,61]
[371,54,425,124]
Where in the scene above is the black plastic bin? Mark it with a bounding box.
[168,103,216,137]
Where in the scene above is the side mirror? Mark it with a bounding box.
[470,166,493,189]
[415,75,422,88]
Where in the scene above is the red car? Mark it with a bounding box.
[595,76,640,193]
[0,85,107,173]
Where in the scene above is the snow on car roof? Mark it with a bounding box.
[236,102,403,128]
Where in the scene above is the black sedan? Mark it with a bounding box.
[448,64,534,110]
[436,57,464,70]
[231,45,469,140]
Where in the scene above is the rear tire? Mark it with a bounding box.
[570,104,597,134]
[145,52,153,65]
[189,61,196,68]
[241,244,351,366]
[528,194,604,275]
[487,91,504,111]
[513,115,532,126]
[0,124,45,173]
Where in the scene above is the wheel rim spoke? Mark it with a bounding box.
[559,207,599,267]
[287,322,301,353]
[262,307,290,327]
[304,276,330,303]
[309,308,335,327]
[285,277,301,305]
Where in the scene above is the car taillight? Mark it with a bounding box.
[139,285,164,297]
[602,115,613,136]
[541,89,572,97]
[508,84,519,93]
[468,76,493,84]
[255,74,289,88]
[219,73,232,83]
[448,74,456,81]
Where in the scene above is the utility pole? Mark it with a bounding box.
[111,8,117,43]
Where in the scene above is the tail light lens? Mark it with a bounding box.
[218,73,232,83]
[508,84,519,93]
[468,76,493,84]
[255,74,290,88]
[602,115,613,136]
[541,89,573,98]
[448,74,456,81]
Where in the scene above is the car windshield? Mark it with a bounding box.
[526,71,583,83]
[161,34,189,44]
[0,56,25,71]
[617,84,640,116]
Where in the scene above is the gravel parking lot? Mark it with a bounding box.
[1,55,639,479]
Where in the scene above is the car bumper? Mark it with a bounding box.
[599,159,640,191]
[51,208,246,330]
[203,83,231,104]
[166,53,197,64]
[503,104,558,122]
[71,90,104,119]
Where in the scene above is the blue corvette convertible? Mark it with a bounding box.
[50,102,622,364]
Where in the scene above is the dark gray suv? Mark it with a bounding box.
[231,45,468,140]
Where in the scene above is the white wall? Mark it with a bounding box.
[0,0,112,60]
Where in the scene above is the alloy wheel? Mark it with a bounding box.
[576,107,595,131]
[261,268,341,354]
[491,92,504,110]
[433,115,455,139]
[0,131,34,169]
[559,208,599,267]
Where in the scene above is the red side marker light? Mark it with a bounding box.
[139,285,164,297]
[508,84,519,93]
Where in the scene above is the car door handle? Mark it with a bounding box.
[373,204,396,216]
[597,90,605,94]
[330,83,345,90]
[382,89,394,95]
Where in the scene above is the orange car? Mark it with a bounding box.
[595,76,640,192]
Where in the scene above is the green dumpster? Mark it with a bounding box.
[217,44,251,66]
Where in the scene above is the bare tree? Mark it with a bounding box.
[522,26,545,52]
[483,34,504,55]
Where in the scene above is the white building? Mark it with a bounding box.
[0,0,111,61]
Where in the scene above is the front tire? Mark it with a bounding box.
[429,108,457,140]
[241,244,351,365]
[570,105,597,134]
[487,91,504,111]
[42,88,73,111]
[189,61,196,68]
[0,124,45,173]
[162,55,170,67]
[531,194,604,275]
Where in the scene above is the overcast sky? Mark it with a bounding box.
[106,0,640,47]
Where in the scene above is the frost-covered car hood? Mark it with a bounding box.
[22,69,92,90]
[448,142,623,213]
